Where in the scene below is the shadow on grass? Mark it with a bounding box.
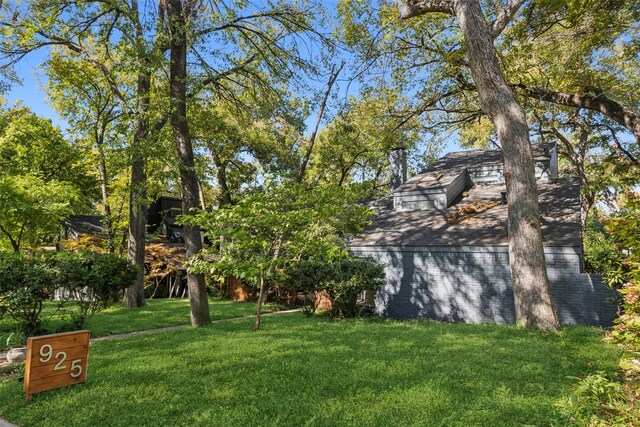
[0,314,620,427]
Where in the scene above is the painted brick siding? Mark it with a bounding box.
[350,246,617,326]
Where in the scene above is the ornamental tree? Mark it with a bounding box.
[182,184,372,330]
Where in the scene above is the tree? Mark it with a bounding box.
[190,99,305,207]
[45,50,127,252]
[0,105,94,251]
[0,0,175,308]
[1,0,328,325]
[164,0,211,325]
[308,88,429,189]
[184,184,371,330]
[0,176,79,252]
[395,0,559,330]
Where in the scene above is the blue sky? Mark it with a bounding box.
[5,48,65,126]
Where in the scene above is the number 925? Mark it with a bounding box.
[39,344,83,378]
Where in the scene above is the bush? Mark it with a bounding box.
[601,195,640,352]
[557,373,639,426]
[583,218,625,276]
[285,257,385,318]
[0,253,57,334]
[51,251,138,328]
[0,251,138,333]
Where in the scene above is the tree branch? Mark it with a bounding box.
[514,84,640,141]
[298,60,345,183]
[490,0,526,38]
[607,126,639,165]
[396,0,454,19]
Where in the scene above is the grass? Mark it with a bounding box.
[0,298,279,348]
[0,314,621,426]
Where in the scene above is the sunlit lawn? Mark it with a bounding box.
[0,314,620,426]
[0,298,277,347]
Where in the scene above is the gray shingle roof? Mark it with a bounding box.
[352,177,582,248]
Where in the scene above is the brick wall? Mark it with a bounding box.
[350,245,617,326]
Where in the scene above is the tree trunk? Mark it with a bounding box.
[96,141,111,218]
[453,0,559,331]
[122,69,150,308]
[254,268,267,331]
[167,0,211,326]
[207,149,233,206]
[95,136,116,253]
[122,0,150,309]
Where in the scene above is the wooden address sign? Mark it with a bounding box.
[24,330,90,402]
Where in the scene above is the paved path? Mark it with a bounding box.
[0,308,300,427]
[90,308,301,343]
[0,418,17,427]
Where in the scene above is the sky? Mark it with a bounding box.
[5,49,64,127]
[5,50,463,159]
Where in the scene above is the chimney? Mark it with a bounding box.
[550,142,558,181]
[389,148,407,191]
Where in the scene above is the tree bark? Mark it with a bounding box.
[515,84,640,143]
[95,133,117,253]
[122,0,150,308]
[167,0,211,326]
[122,71,149,308]
[254,268,267,331]
[452,0,558,331]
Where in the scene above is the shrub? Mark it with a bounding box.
[51,251,138,328]
[0,251,138,333]
[557,373,639,426]
[583,218,625,276]
[285,257,385,318]
[0,252,57,334]
[602,195,640,352]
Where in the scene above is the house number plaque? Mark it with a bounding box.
[24,330,90,402]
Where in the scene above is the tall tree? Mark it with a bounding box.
[0,0,175,308]
[0,105,95,251]
[45,51,126,252]
[164,0,210,325]
[396,0,559,330]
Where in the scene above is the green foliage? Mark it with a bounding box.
[557,372,639,427]
[0,105,97,251]
[309,89,438,187]
[0,251,136,333]
[557,373,622,425]
[285,257,385,318]
[184,184,372,287]
[0,253,57,334]
[0,175,79,251]
[51,251,138,328]
[602,194,640,352]
[583,218,624,275]
[608,282,640,351]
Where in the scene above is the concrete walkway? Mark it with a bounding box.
[0,418,17,427]
[90,308,301,343]
[0,308,300,427]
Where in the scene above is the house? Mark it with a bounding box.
[147,196,184,243]
[64,196,185,244]
[350,142,617,326]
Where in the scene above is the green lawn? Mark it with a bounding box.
[0,314,620,426]
[0,298,277,347]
